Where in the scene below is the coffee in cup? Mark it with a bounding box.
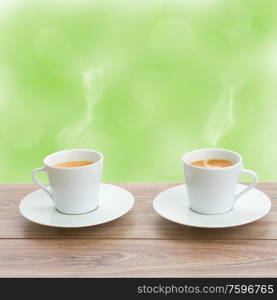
[182,148,258,215]
[32,149,103,215]
[190,159,234,168]
[53,161,94,168]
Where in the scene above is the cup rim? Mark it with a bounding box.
[43,149,104,169]
[182,148,242,170]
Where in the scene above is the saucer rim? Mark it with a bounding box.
[153,184,271,229]
[19,183,135,228]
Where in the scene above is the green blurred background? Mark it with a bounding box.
[0,0,276,182]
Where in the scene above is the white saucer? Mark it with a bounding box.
[153,184,271,228]
[19,183,134,228]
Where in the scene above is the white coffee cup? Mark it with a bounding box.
[32,149,103,215]
[182,148,258,215]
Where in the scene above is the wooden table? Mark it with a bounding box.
[0,183,276,277]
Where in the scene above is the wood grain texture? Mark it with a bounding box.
[0,183,275,239]
[0,184,276,277]
[0,239,276,277]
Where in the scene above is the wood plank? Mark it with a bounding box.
[0,239,276,277]
[0,183,276,239]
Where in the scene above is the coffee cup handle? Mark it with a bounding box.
[235,169,258,201]
[32,168,54,202]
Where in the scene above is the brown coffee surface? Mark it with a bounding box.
[53,161,93,168]
[190,160,206,167]
[190,159,234,168]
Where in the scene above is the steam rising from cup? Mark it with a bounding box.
[58,67,103,148]
[206,79,244,147]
